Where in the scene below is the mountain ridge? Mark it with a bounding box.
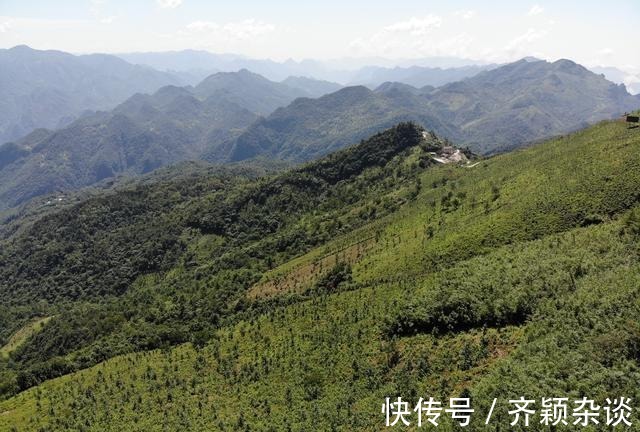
[0,45,186,144]
[0,57,638,211]
[225,57,640,161]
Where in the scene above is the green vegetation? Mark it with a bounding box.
[0,122,438,396]
[228,59,640,162]
[0,318,52,359]
[1,119,640,430]
[3,56,638,212]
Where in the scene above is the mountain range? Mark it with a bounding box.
[346,64,496,88]
[0,45,185,144]
[0,56,637,210]
[116,49,489,83]
[225,58,640,160]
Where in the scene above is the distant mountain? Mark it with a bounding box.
[117,49,491,83]
[2,58,637,210]
[427,59,640,152]
[348,64,495,88]
[117,49,239,74]
[118,50,339,82]
[591,66,640,95]
[281,76,343,97]
[0,71,277,209]
[219,86,455,162]
[374,81,431,96]
[0,68,354,209]
[193,69,336,115]
[223,58,640,162]
[0,45,184,144]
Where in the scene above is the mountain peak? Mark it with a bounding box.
[550,58,592,76]
[374,81,421,95]
[236,68,261,77]
[9,44,34,52]
[298,122,426,184]
[327,85,372,98]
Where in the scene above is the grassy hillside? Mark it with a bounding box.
[0,318,52,359]
[0,123,441,395]
[1,120,640,430]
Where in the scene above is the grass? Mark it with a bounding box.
[1,217,638,431]
[0,317,52,359]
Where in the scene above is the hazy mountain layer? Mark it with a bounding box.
[0,45,185,144]
[1,58,637,210]
[226,59,640,161]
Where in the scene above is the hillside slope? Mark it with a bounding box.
[221,86,455,162]
[1,120,640,430]
[0,123,441,374]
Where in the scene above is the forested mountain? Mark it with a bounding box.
[0,68,342,210]
[219,86,456,162]
[192,69,335,115]
[2,117,640,430]
[1,58,637,211]
[0,82,259,210]
[225,58,640,161]
[0,122,446,391]
[0,66,350,210]
[424,58,640,152]
[0,45,184,144]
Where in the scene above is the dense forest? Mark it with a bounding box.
[0,123,438,396]
[1,118,640,430]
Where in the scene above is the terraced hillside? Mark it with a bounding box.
[1,120,640,430]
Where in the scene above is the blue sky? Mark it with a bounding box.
[1,0,638,72]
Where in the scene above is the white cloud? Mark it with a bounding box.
[349,20,477,60]
[383,15,442,36]
[222,19,275,39]
[157,0,182,9]
[505,27,547,52]
[179,19,276,43]
[100,16,116,24]
[528,4,544,16]
[454,10,476,20]
[185,21,218,32]
[597,47,614,57]
[348,15,447,57]
[623,74,640,94]
[0,21,10,33]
